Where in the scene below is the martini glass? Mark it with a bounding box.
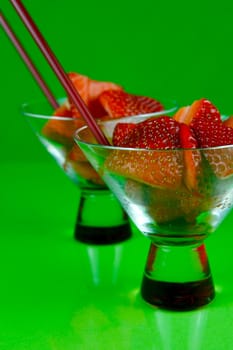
[75,118,233,310]
[22,98,177,245]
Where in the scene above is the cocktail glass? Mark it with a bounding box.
[22,98,177,245]
[75,118,233,310]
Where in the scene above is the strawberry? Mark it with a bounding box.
[175,98,233,178]
[99,90,164,119]
[179,123,198,149]
[53,103,73,117]
[68,72,123,118]
[106,116,183,189]
[42,117,85,148]
[68,72,90,103]
[115,116,181,149]
[174,98,221,126]
[193,120,233,147]
[190,103,233,178]
[174,98,233,148]
[88,79,123,118]
[66,143,87,162]
[67,156,105,185]
[112,123,136,146]
[179,123,201,191]
[68,72,90,118]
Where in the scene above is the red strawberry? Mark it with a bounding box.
[175,98,233,178]
[116,116,181,149]
[99,90,164,119]
[68,72,89,118]
[190,102,233,178]
[106,116,183,189]
[88,78,123,118]
[89,78,123,101]
[68,72,123,118]
[174,98,221,126]
[174,98,233,148]
[193,121,233,147]
[179,123,198,149]
[179,123,201,191]
[68,72,89,103]
[65,144,104,185]
[112,123,136,146]
[42,117,84,147]
[53,104,73,117]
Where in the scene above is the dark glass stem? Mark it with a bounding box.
[141,242,215,311]
[74,189,132,245]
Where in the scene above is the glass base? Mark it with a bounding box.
[74,189,132,245]
[75,222,131,245]
[141,275,215,311]
[140,242,215,311]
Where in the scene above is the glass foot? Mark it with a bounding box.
[141,242,215,311]
[74,189,132,245]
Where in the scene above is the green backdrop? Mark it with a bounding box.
[1,0,233,161]
[1,2,233,348]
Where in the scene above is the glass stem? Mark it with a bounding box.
[74,189,132,245]
[141,242,215,310]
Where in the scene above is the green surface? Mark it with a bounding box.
[1,161,233,349]
[1,1,233,348]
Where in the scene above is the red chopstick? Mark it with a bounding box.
[10,0,110,146]
[0,12,59,110]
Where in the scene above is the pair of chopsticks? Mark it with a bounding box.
[0,0,109,146]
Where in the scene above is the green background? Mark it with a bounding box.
[1,0,233,161]
[1,1,233,349]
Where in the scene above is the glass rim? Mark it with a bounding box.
[20,96,178,122]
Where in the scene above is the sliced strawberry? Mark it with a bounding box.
[99,90,164,119]
[174,106,190,123]
[192,119,233,148]
[117,116,181,149]
[179,123,198,149]
[174,98,221,126]
[89,79,123,101]
[42,117,85,147]
[112,123,136,146]
[68,72,123,118]
[190,98,221,125]
[174,98,233,148]
[88,78,123,118]
[190,103,233,178]
[64,144,104,185]
[53,103,73,117]
[106,117,183,189]
[68,72,89,103]
[68,72,89,118]
[179,123,201,191]
[67,143,87,162]
[174,98,233,178]
[68,158,105,185]
[187,99,232,148]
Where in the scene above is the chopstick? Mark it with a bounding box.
[10,0,110,145]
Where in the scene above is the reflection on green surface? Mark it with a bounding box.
[1,162,233,349]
